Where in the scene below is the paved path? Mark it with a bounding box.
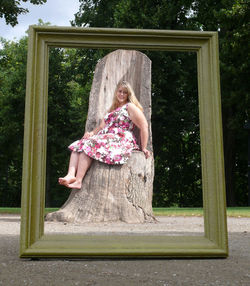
[0,215,249,285]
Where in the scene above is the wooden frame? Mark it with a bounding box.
[20,26,228,258]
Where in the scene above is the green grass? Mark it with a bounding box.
[0,208,59,215]
[0,207,249,217]
[153,207,204,217]
[225,207,250,218]
[153,207,250,217]
[0,208,21,214]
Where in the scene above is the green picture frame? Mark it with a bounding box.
[20,26,228,258]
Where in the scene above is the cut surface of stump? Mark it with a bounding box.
[46,49,155,223]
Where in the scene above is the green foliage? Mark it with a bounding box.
[72,0,119,27]
[148,51,202,207]
[71,0,249,207]
[73,0,204,207]
[191,0,249,205]
[113,0,199,30]
[0,0,47,26]
[0,36,27,206]
[0,40,92,207]
[1,0,248,207]
[46,47,94,206]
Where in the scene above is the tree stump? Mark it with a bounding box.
[46,49,155,223]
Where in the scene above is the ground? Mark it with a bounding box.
[0,214,249,285]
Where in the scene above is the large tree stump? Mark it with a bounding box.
[46,49,155,223]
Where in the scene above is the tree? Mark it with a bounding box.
[46,49,155,223]
[1,0,248,208]
[0,0,47,26]
[46,47,91,207]
[0,38,92,207]
[191,0,250,205]
[0,36,27,206]
[73,0,203,207]
[71,0,249,206]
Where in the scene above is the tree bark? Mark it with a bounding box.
[46,151,155,223]
[46,49,155,223]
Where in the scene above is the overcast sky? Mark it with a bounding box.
[0,0,80,42]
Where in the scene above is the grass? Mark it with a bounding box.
[225,207,250,218]
[153,207,204,217]
[0,208,21,214]
[0,207,249,217]
[0,208,59,215]
[153,207,250,217]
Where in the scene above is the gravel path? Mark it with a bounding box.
[0,214,249,285]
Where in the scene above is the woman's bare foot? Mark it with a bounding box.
[67,180,82,190]
[58,175,76,186]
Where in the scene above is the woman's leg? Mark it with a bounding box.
[67,152,93,189]
[58,151,79,186]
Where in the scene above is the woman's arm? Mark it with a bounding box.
[82,119,105,139]
[127,103,151,158]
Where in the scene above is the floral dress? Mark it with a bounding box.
[68,103,139,165]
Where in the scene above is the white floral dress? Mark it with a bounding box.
[68,103,139,164]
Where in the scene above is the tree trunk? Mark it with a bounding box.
[46,151,155,223]
[46,49,155,223]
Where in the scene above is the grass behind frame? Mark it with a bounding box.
[1,207,249,217]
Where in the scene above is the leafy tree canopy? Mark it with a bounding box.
[72,0,249,207]
[0,0,249,207]
[0,0,47,26]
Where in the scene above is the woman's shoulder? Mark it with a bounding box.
[127,102,142,113]
[127,102,137,110]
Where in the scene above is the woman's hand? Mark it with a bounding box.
[142,148,151,159]
[81,119,105,140]
[82,131,94,139]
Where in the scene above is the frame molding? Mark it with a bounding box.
[20,26,228,258]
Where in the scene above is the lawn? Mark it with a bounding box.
[0,207,249,217]
[153,207,250,217]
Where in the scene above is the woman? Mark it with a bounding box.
[59,80,151,189]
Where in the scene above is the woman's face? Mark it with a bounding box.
[116,86,129,105]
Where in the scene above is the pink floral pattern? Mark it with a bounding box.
[68,104,139,164]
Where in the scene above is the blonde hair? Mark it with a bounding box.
[108,80,143,112]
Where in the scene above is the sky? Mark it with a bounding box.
[0,0,80,42]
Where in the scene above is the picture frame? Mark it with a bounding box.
[20,26,228,258]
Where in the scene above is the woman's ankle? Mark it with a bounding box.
[68,179,82,189]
